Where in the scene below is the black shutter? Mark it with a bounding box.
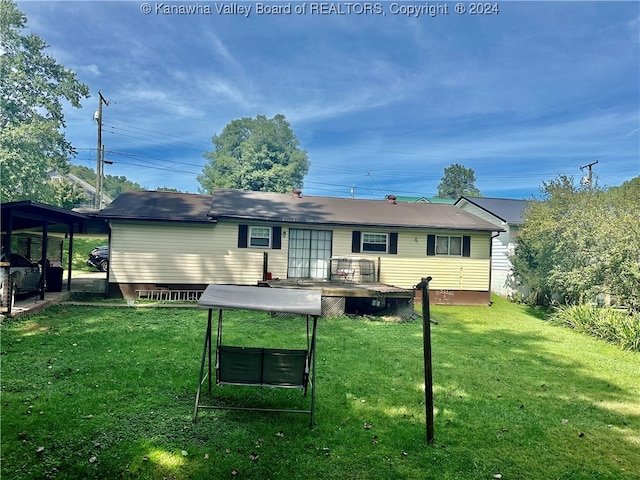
[427,234,436,256]
[462,235,471,257]
[352,231,361,253]
[272,226,282,249]
[238,224,248,248]
[389,232,398,254]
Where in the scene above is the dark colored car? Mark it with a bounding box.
[87,245,109,272]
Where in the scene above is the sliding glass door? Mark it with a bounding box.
[287,229,332,279]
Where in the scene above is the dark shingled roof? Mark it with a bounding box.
[97,189,503,232]
[96,190,214,223]
[456,196,528,224]
[209,189,501,231]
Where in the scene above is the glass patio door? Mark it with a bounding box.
[287,229,332,279]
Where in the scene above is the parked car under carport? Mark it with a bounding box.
[1,253,42,303]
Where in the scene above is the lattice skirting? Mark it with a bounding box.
[321,296,345,317]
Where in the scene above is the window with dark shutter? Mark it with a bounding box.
[238,224,248,248]
[352,231,361,253]
[272,227,282,249]
[389,232,398,254]
[427,234,436,256]
[462,235,471,257]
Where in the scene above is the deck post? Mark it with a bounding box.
[417,276,435,445]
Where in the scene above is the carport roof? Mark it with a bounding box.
[1,200,92,234]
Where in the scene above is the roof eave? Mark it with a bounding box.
[209,214,504,232]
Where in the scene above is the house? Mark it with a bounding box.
[96,189,504,306]
[454,196,528,297]
[47,169,112,208]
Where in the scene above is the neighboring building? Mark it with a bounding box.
[47,169,112,208]
[455,196,528,297]
[96,189,504,305]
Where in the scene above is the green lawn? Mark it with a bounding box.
[1,296,638,479]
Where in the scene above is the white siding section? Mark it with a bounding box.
[457,201,521,296]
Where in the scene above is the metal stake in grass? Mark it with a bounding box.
[416,276,435,445]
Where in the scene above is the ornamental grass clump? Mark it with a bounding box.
[549,305,640,351]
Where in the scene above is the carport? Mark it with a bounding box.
[1,200,108,314]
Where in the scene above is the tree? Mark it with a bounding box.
[511,175,640,310]
[0,0,89,203]
[437,163,481,199]
[510,176,577,304]
[45,177,88,209]
[198,114,310,193]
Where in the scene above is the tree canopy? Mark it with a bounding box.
[436,163,481,199]
[0,0,89,204]
[197,114,310,193]
[511,175,640,310]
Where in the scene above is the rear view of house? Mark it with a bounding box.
[96,189,503,306]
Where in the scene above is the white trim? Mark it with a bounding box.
[362,232,389,253]
[249,225,272,248]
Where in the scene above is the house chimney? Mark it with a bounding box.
[293,188,302,198]
[387,194,397,204]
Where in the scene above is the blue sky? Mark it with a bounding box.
[17,0,640,199]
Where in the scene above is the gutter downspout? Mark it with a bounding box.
[489,230,501,303]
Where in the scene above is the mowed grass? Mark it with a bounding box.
[1,296,638,479]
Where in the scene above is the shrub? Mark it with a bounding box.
[549,305,640,351]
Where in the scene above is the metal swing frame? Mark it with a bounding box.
[193,285,322,427]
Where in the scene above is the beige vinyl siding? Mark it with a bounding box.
[110,221,289,285]
[331,228,491,291]
[110,221,491,292]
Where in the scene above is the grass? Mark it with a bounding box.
[1,296,639,479]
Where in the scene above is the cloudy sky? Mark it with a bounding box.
[17,0,640,199]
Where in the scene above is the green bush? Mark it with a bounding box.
[549,305,640,351]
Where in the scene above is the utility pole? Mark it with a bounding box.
[580,160,598,188]
[95,91,109,209]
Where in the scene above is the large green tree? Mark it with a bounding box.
[198,114,309,193]
[0,0,89,203]
[512,175,640,310]
[437,163,481,199]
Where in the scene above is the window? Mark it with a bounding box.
[352,231,398,254]
[249,226,271,247]
[238,225,281,249]
[427,234,470,257]
[435,235,462,256]
[362,232,388,253]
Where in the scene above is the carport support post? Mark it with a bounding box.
[66,229,74,291]
[417,276,435,445]
[40,223,48,300]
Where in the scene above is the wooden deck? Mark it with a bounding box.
[258,279,414,298]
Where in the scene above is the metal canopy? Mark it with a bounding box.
[1,200,89,234]
[198,284,322,316]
